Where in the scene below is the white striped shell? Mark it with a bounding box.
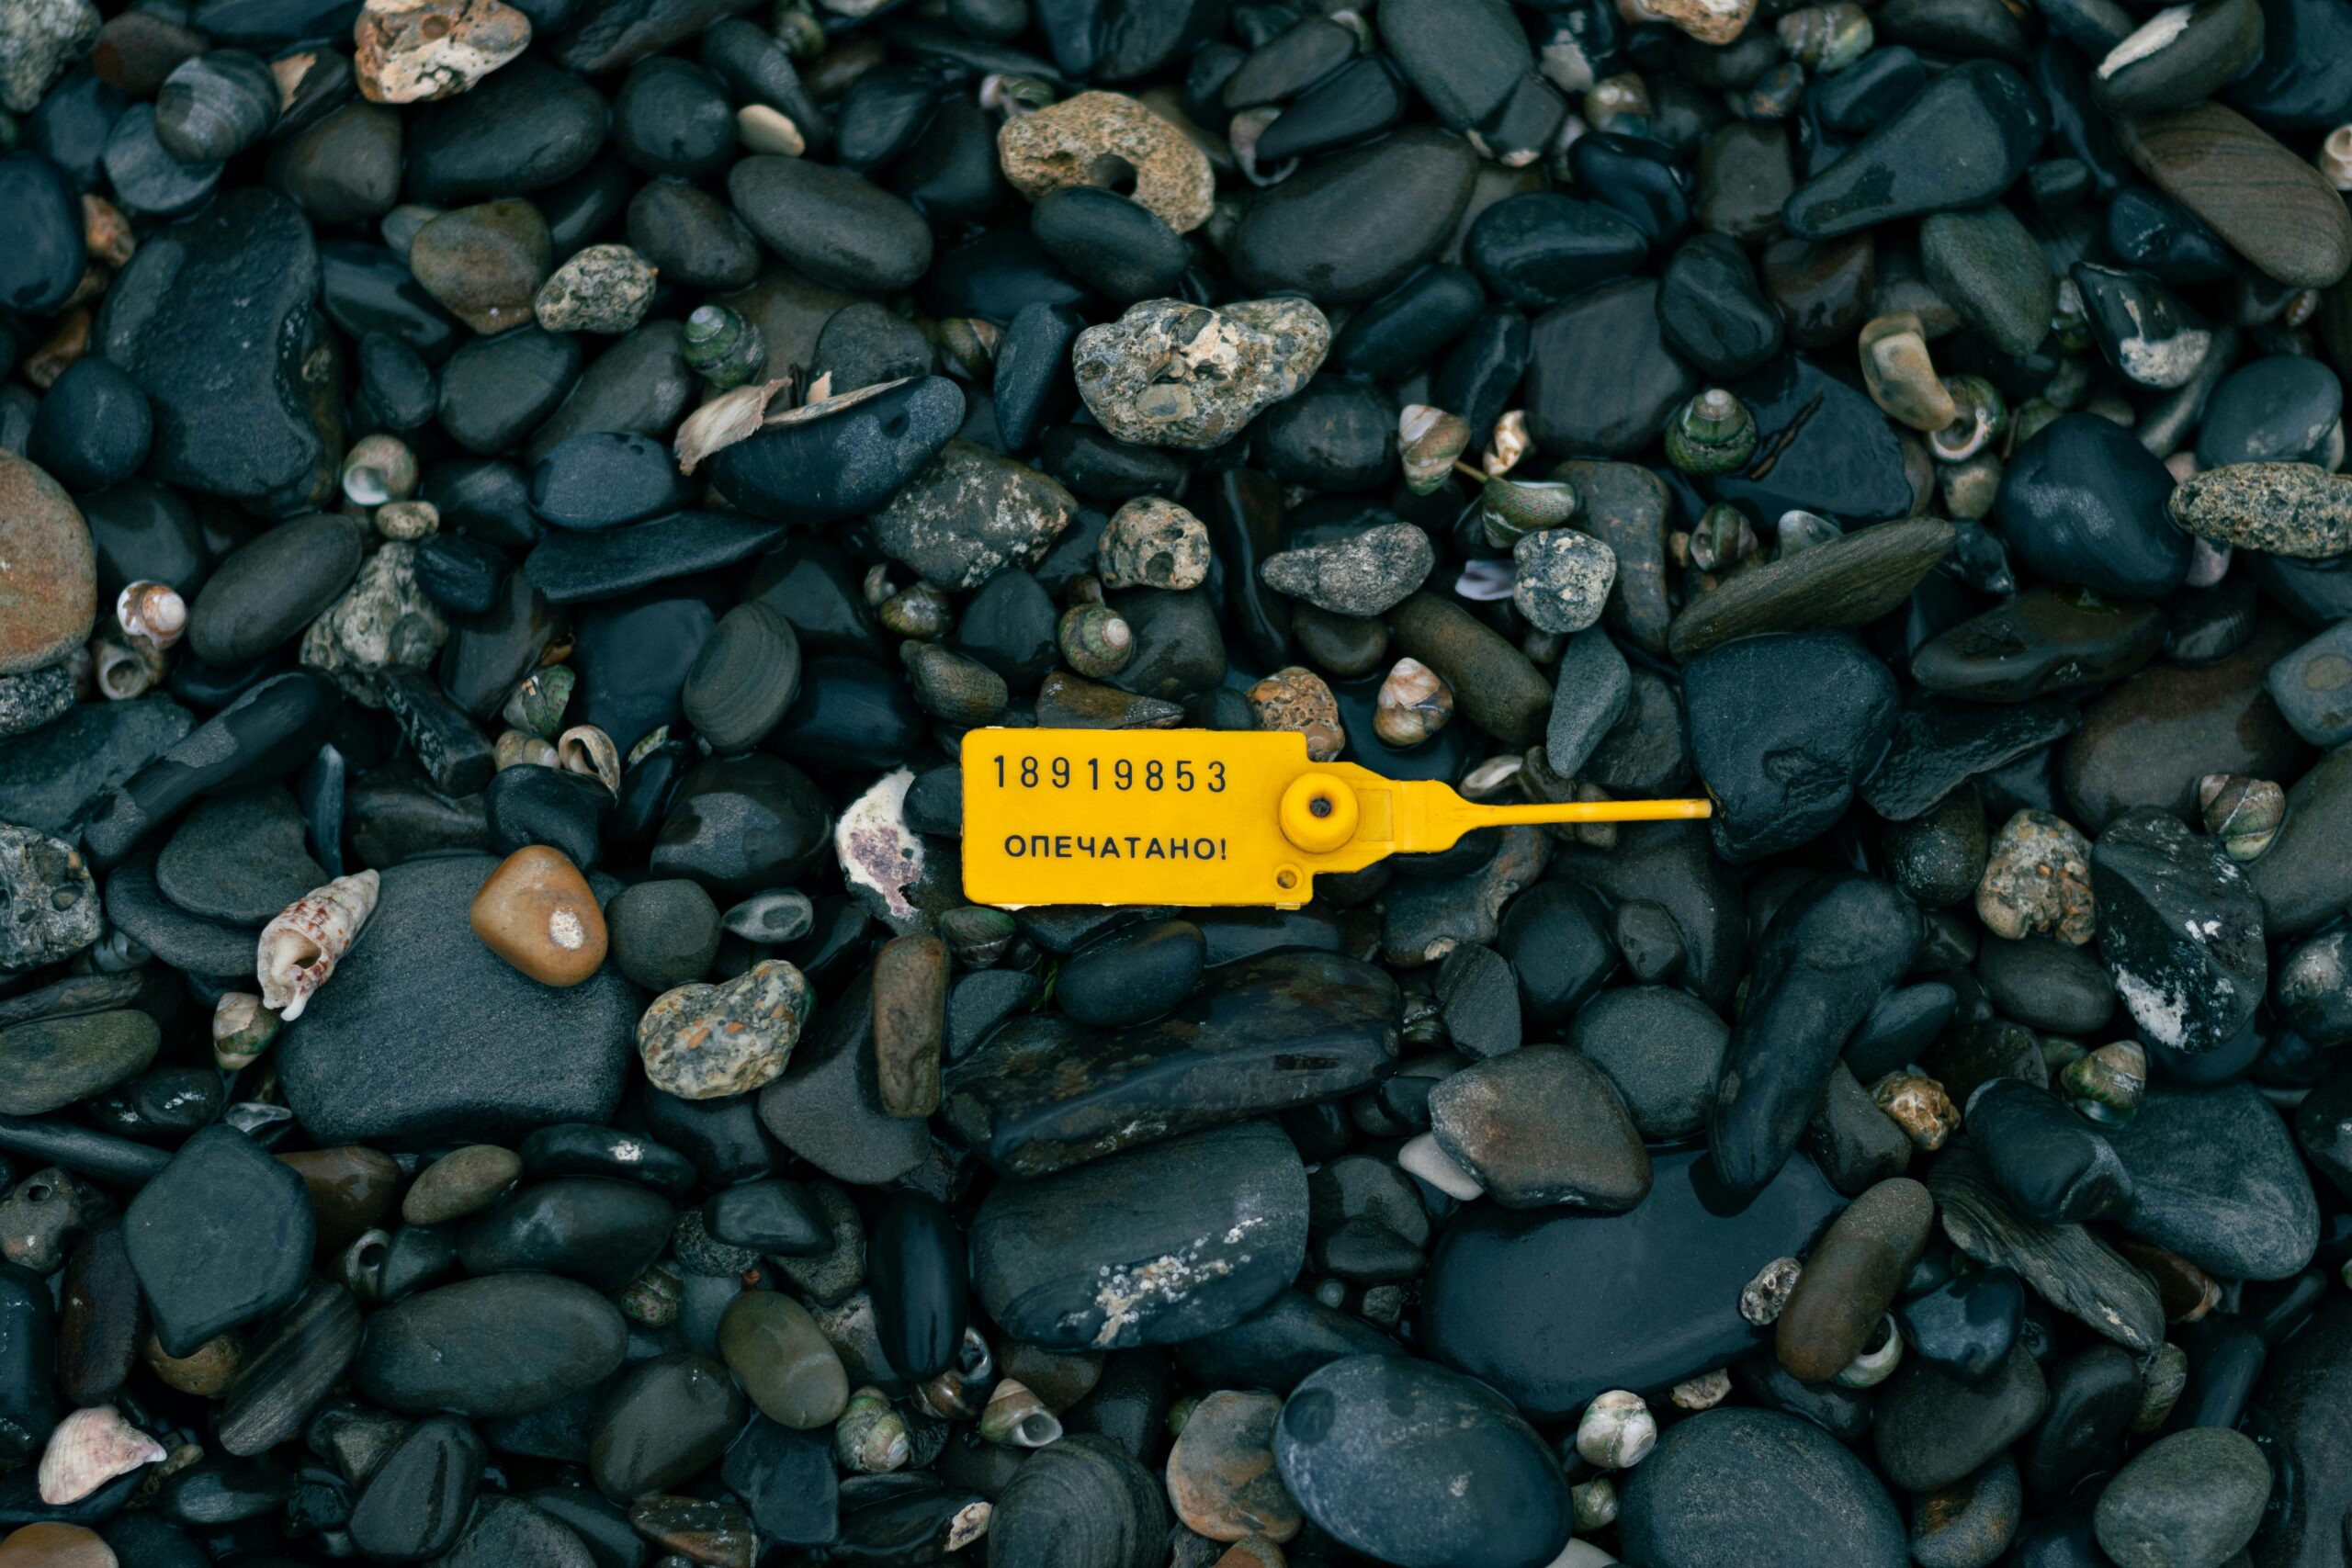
[257,870,382,1021]
[39,1404,167,1505]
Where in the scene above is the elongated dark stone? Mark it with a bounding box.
[218,1281,363,1456]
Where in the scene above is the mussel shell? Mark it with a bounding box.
[154,51,282,164]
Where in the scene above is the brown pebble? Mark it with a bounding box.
[1165,1390,1301,1543]
[277,1145,401,1257]
[402,1144,523,1225]
[469,845,607,987]
[142,1331,242,1396]
[870,932,946,1119]
[1775,1176,1934,1382]
[0,1523,117,1568]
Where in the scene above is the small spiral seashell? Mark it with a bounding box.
[2320,125,2352,192]
[1688,502,1759,574]
[257,870,383,1022]
[1663,388,1758,476]
[559,725,622,794]
[341,432,419,506]
[1057,602,1134,679]
[1836,1315,1905,1387]
[212,990,281,1071]
[916,1326,995,1421]
[92,927,150,972]
[338,1228,391,1303]
[836,1386,911,1473]
[863,564,899,609]
[1482,409,1532,477]
[1228,105,1295,188]
[681,303,769,390]
[2131,1342,2189,1433]
[2198,773,2283,862]
[38,1405,167,1506]
[91,635,165,701]
[495,729,559,771]
[1871,1068,1961,1150]
[978,1377,1063,1448]
[117,581,187,650]
[501,666,575,740]
[621,1262,684,1327]
[978,73,1055,115]
[1397,404,1473,494]
[1740,1256,1802,1325]
[1575,1389,1657,1470]
[929,316,1002,382]
[1776,509,1843,558]
[1460,755,1522,800]
[2063,1040,2147,1126]
[1572,1475,1618,1531]
[1930,374,2008,462]
[1478,476,1578,548]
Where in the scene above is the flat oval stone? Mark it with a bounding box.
[1227,126,1477,305]
[154,785,324,925]
[0,1009,159,1116]
[1428,1046,1652,1212]
[1621,1408,1907,1568]
[754,964,930,1185]
[717,1291,846,1428]
[943,949,1396,1176]
[358,1273,627,1417]
[706,376,966,526]
[1424,1145,1844,1420]
[986,1433,1169,1568]
[2091,807,2267,1056]
[458,1176,673,1293]
[277,854,640,1145]
[970,1120,1306,1351]
[1466,192,1647,310]
[1784,60,2042,238]
[1669,518,1952,660]
[1877,1341,2052,1493]
[1708,353,1917,527]
[1912,585,2165,701]
[1276,1354,1569,1568]
[728,155,933,292]
[2106,1081,2316,1280]
[2093,1427,2269,1568]
[347,1415,483,1562]
[1686,633,1899,863]
[1777,1177,1934,1382]
[2195,355,2344,468]
[589,1350,744,1501]
[529,432,691,532]
[188,513,365,667]
[2115,100,2352,288]
[0,151,85,315]
[1377,0,1532,129]
[125,1125,314,1356]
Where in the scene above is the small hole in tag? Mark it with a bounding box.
[1308,795,1332,818]
[1275,866,1299,890]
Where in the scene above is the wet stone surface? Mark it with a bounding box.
[0,2,2347,1561]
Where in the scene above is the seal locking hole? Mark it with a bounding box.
[1309,795,1332,818]
[1275,868,1298,890]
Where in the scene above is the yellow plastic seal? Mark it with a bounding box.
[961,728,1713,908]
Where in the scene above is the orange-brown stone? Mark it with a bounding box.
[0,451,96,675]
[469,845,606,987]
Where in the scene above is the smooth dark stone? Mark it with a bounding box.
[2092,807,2266,1056]
[124,1125,312,1356]
[1423,1146,1845,1420]
[1029,186,1189,303]
[566,580,718,756]
[403,60,605,202]
[277,854,638,1145]
[2199,355,2345,468]
[358,1273,627,1418]
[1621,1408,1907,1568]
[1054,918,1208,1028]
[218,1280,363,1458]
[1227,126,1478,305]
[764,652,922,773]
[1913,585,2165,701]
[588,1350,743,1501]
[728,155,932,293]
[1567,985,1728,1140]
[1378,0,1531,127]
[1731,1351,1878,1443]
[1967,1077,2133,1224]
[707,377,965,526]
[526,511,788,605]
[1333,265,1485,379]
[2228,0,2352,132]
[1862,696,2081,820]
[1996,414,2189,599]
[524,322,695,468]
[1976,936,2111,1034]
[0,1263,56,1471]
[1466,192,1646,309]
[458,1177,672,1295]
[101,854,257,976]
[1255,54,1408,163]
[57,1224,142,1407]
[515,1122,695,1199]
[647,752,831,900]
[1276,1354,1570,1568]
[1710,354,1915,525]
[2107,1081,2317,1281]
[2105,187,2233,288]
[528,434,691,533]
[970,1121,1306,1350]
[920,223,1091,322]
[1657,232,1785,379]
[319,240,463,366]
[1173,1288,1400,1395]
[1686,632,1898,863]
[436,327,582,457]
[950,569,1057,694]
[0,1114,171,1188]
[0,152,86,314]
[154,784,322,925]
[2019,1343,2140,1497]
[187,514,363,669]
[96,186,338,513]
[1895,1265,2025,1384]
[1257,377,1395,492]
[1523,276,1697,457]
[756,964,931,1186]
[1783,60,2043,237]
[347,1416,483,1562]
[28,358,151,494]
[80,671,341,870]
[481,766,609,872]
[990,302,1085,455]
[704,1179,829,1256]
[1713,874,1918,1194]
[944,949,1395,1176]
[868,1193,967,1382]
[1496,878,1616,1025]
[1875,1341,2052,1493]
[104,102,223,216]
[80,480,206,604]
[723,1416,838,1547]
[986,1433,1168,1568]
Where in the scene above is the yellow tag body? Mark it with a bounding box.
[961,728,1712,908]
